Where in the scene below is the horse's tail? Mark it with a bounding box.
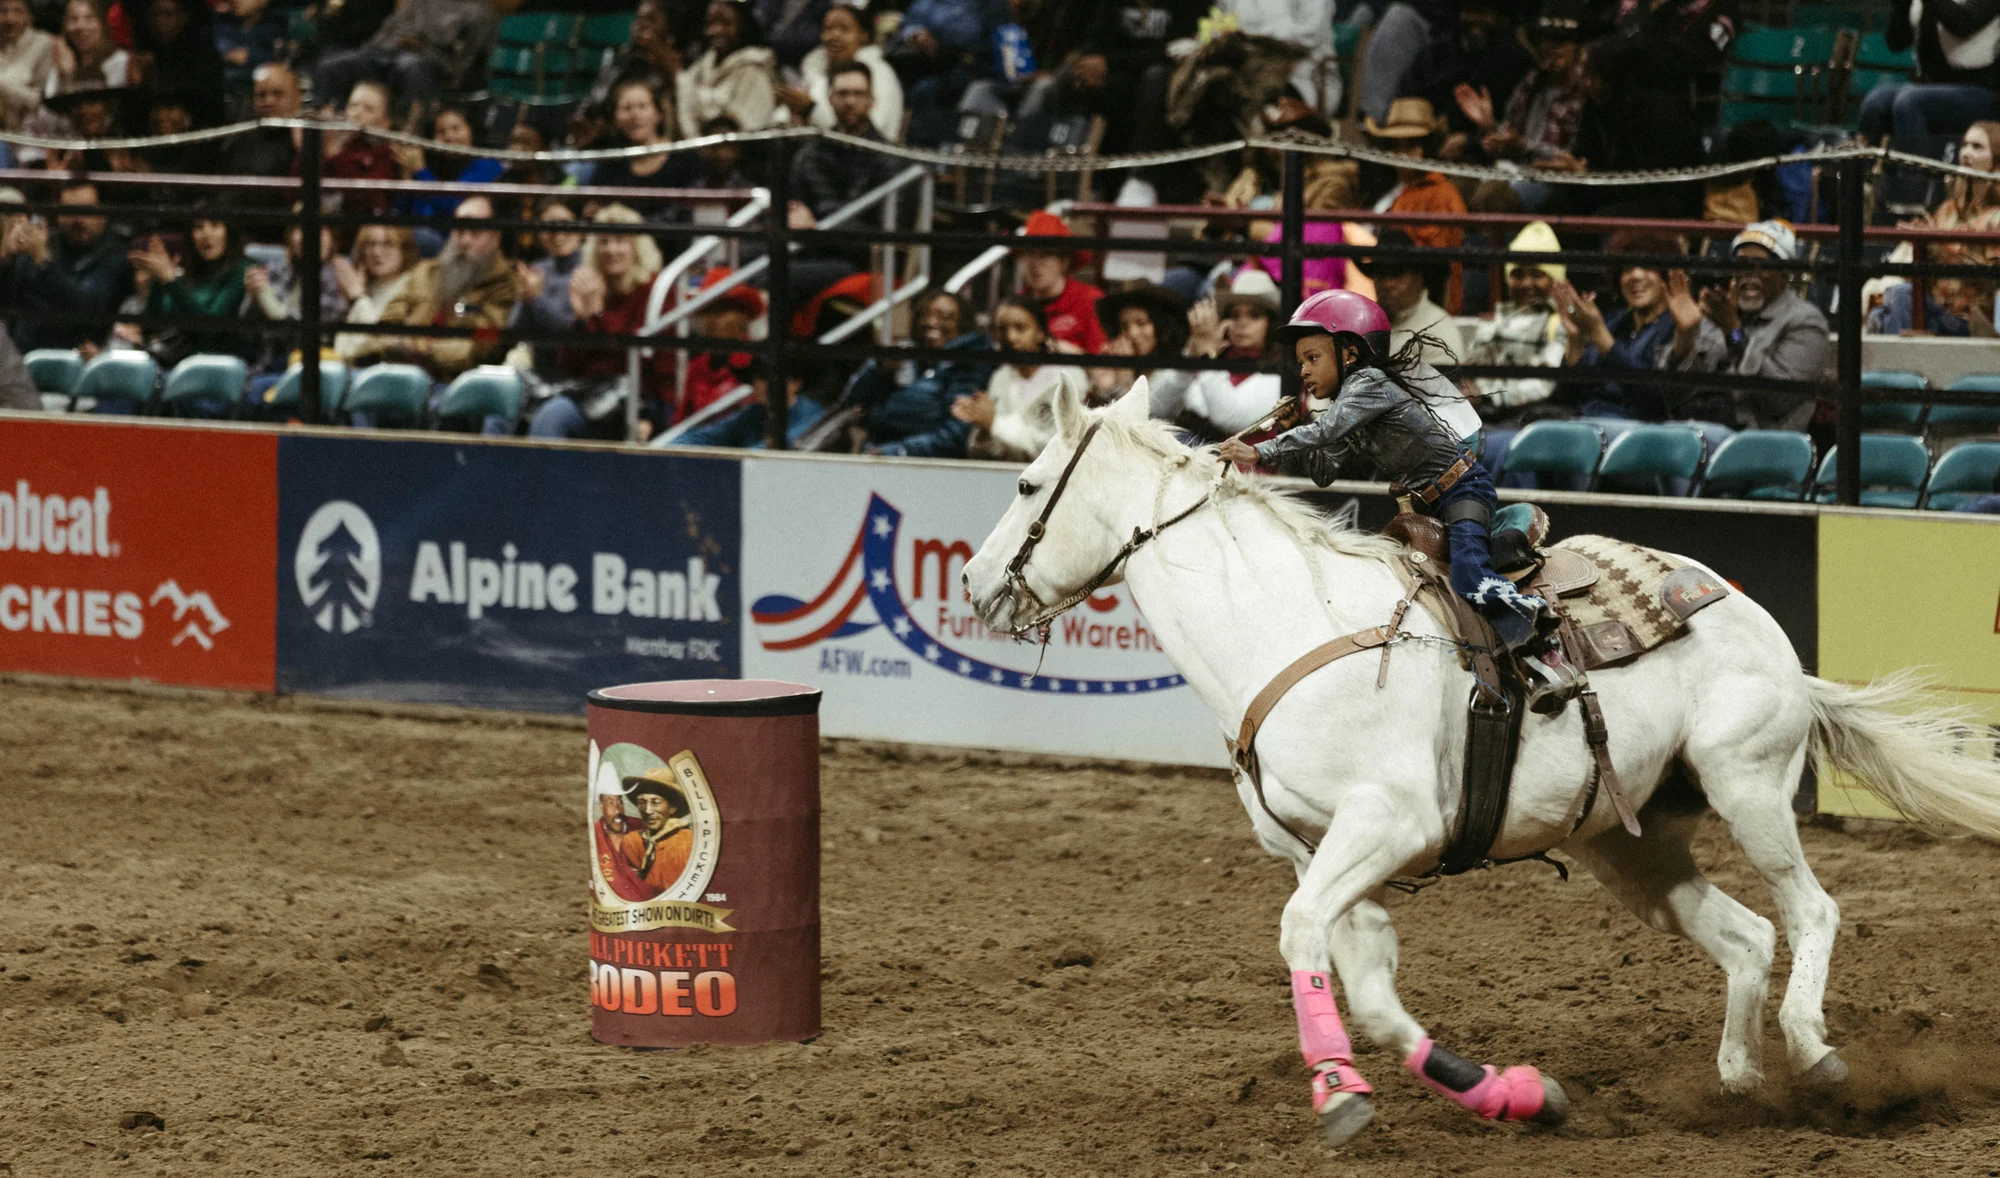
[1805,672,2000,840]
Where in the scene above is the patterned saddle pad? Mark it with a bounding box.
[1549,534,1732,669]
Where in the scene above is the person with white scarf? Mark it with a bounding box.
[1862,0,2000,140]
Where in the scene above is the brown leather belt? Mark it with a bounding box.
[1394,453,1474,506]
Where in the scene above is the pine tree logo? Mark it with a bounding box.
[294,501,381,634]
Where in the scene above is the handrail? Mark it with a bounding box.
[644,190,773,331]
[818,278,931,344]
[652,383,755,446]
[944,244,1011,295]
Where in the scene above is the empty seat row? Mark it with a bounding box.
[1495,420,2000,510]
[24,349,524,433]
[1859,370,2000,433]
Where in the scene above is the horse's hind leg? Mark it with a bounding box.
[1696,741,1845,1082]
[1570,804,1778,1093]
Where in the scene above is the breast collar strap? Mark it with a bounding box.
[999,421,1212,636]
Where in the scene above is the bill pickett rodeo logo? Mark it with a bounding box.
[588,742,729,933]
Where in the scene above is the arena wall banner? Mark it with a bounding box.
[1816,510,2000,819]
[0,417,277,691]
[277,436,740,712]
[740,455,1230,766]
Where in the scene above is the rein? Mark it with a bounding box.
[997,420,1213,636]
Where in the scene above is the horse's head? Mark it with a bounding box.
[964,376,1189,635]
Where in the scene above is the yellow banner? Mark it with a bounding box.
[1817,512,2000,817]
[590,900,736,934]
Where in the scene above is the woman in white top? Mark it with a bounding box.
[958,296,1087,462]
[1146,268,1286,440]
[46,0,131,97]
[676,0,779,137]
[777,4,903,141]
[332,225,418,363]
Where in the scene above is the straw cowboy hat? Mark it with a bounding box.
[1363,97,1445,140]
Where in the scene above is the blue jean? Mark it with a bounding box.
[1432,464,1541,646]
[1859,82,1994,140]
[1358,3,1432,122]
[1867,280,1973,336]
[529,395,588,438]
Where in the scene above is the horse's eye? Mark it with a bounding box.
[1018,480,1036,497]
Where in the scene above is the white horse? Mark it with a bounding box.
[962,379,2000,1145]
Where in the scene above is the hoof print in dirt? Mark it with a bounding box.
[118,1111,164,1132]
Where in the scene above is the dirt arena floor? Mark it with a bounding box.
[2,679,1998,1177]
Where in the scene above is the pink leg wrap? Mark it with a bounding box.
[1291,971,1371,1109]
[1404,1037,1546,1121]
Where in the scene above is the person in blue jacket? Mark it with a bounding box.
[852,289,996,457]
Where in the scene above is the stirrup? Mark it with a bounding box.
[1522,654,1583,716]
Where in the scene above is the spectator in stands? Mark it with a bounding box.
[1550,35,1705,217]
[129,204,250,363]
[785,62,903,303]
[129,0,224,126]
[677,1,779,137]
[0,0,52,129]
[756,0,829,70]
[316,80,400,223]
[508,200,583,378]
[1017,210,1105,353]
[1364,99,1468,311]
[215,0,283,102]
[885,0,992,110]
[313,0,495,118]
[659,267,766,434]
[1463,221,1574,481]
[1408,0,1536,160]
[366,195,518,382]
[1243,146,1360,299]
[46,0,131,98]
[305,0,394,61]
[960,294,1085,461]
[243,221,347,378]
[1145,269,1284,441]
[332,224,419,365]
[2,177,133,356]
[1872,121,2000,337]
[528,205,672,440]
[666,380,827,447]
[1865,2,2000,142]
[779,3,902,141]
[1222,0,1338,114]
[578,0,679,147]
[839,289,993,457]
[590,80,700,202]
[1089,282,1189,401]
[1688,219,1830,433]
[0,327,32,410]
[691,114,754,189]
[36,83,123,172]
[1036,0,1202,156]
[396,106,506,248]
[1356,229,1464,365]
[1358,0,1449,122]
[1552,229,1736,439]
[1613,0,1735,94]
[1452,0,1588,196]
[216,63,299,185]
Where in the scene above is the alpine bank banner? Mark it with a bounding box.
[0,418,277,690]
[277,436,739,712]
[741,456,1228,766]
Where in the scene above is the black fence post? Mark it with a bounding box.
[1835,155,1864,507]
[1278,147,1305,403]
[764,138,793,451]
[299,124,324,424]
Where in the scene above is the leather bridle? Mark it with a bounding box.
[994,420,1212,636]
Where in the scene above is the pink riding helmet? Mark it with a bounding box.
[1274,289,1392,359]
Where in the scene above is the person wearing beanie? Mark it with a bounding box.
[1684,218,1830,433]
[1460,221,1575,484]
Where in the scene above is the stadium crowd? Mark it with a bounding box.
[0,0,1993,508]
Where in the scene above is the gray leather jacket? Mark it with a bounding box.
[1253,362,1470,490]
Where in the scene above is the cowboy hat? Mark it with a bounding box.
[1213,267,1281,316]
[622,767,690,812]
[1362,97,1444,141]
[1095,282,1190,335]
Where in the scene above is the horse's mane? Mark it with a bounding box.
[1100,413,1409,565]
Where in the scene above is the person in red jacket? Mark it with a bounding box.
[1016,209,1105,353]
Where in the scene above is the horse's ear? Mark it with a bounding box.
[1054,372,1087,441]
[1112,375,1151,426]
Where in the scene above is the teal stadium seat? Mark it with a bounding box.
[1699,430,1814,500]
[1860,369,1928,428]
[1733,24,1838,66]
[582,13,634,49]
[1923,441,2000,510]
[161,354,249,417]
[1813,434,1932,507]
[25,347,82,410]
[1930,375,2000,433]
[1857,30,1918,72]
[264,361,351,419]
[73,350,158,413]
[342,364,432,428]
[1593,424,1705,495]
[1499,420,1603,481]
[435,365,524,429]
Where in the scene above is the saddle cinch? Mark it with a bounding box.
[1378,505,1733,874]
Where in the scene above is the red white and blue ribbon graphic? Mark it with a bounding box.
[752,494,1185,695]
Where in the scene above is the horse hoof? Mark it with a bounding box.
[1530,1073,1571,1126]
[1318,1091,1375,1148]
[1801,1050,1848,1089]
